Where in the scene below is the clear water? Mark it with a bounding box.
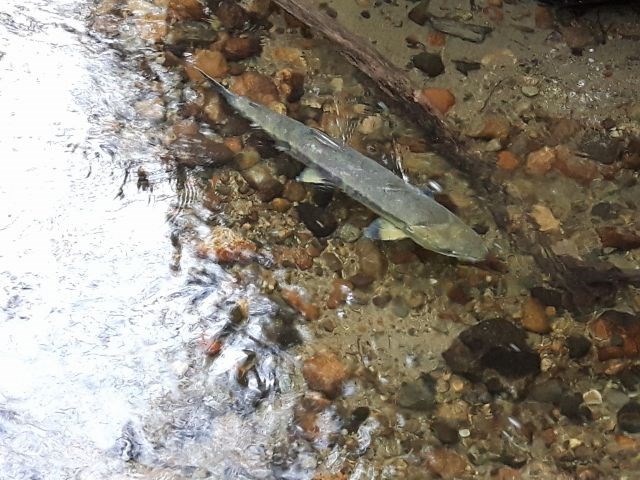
[0,2,306,478]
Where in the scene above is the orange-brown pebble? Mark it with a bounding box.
[223,136,243,153]
[494,466,520,480]
[497,150,519,170]
[534,5,554,29]
[425,448,469,479]
[231,71,280,106]
[590,310,640,360]
[281,288,320,320]
[415,88,456,115]
[521,297,552,334]
[192,49,229,79]
[274,68,305,102]
[313,473,348,480]
[526,146,556,175]
[214,0,250,29]
[283,180,307,202]
[302,351,349,398]
[484,6,504,23]
[205,339,223,357]
[167,0,205,22]
[271,198,291,213]
[222,36,262,61]
[427,31,446,47]
[615,434,639,450]
[553,145,600,185]
[197,226,257,263]
[487,0,503,6]
[327,279,353,309]
[469,115,511,141]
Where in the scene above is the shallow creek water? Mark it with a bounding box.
[0,1,304,478]
[2,0,640,479]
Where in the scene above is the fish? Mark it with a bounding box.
[193,67,489,262]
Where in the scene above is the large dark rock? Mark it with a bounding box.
[617,401,640,433]
[442,319,541,391]
[296,203,337,237]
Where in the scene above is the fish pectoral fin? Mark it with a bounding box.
[297,167,333,185]
[363,218,408,241]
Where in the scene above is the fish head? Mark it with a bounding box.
[408,222,489,263]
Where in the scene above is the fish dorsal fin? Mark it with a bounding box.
[297,167,333,185]
[363,218,408,241]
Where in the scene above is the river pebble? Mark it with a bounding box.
[222,35,262,61]
[397,374,436,411]
[521,297,551,334]
[303,351,349,398]
[412,52,444,78]
[566,334,592,359]
[425,448,469,479]
[241,163,283,201]
[296,203,337,237]
[617,401,640,433]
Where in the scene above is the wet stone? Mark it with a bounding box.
[310,185,334,207]
[391,296,410,318]
[165,21,218,47]
[397,374,436,411]
[296,203,337,237]
[617,401,640,433]
[235,148,260,170]
[412,52,445,78]
[559,392,586,422]
[344,406,370,433]
[214,0,250,30]
[453,60,481,75]
[282,181,307,202]
[241,163,283,201]
[303,351,348,398]
[591,202,622,221]
[521,296,551,334]
[408,0,431,26]
[336,223,361,243]
[566,334,591,359]
[590,310,640,361]
[597,226,640,251]
[425,448,469,480]
[222,35,262,61]
[529,378,564,404]
[372,293,391,308]
[442,318,541,380]
[355,238,387,281]
[580,132,622,164]
[432,419,459,444]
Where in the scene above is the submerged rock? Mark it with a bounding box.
[241,163,283,201]
[397,374,436,411]
[222,35,262,61]
[442,318,541,380]
[425,448,470,479]
[412,52,444,78]
[296,203,337,237]
[303,351,349,398]
[566,334,592,359]
[618,401,640,433]
[597,226,640,251]
[590,310,640,361]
